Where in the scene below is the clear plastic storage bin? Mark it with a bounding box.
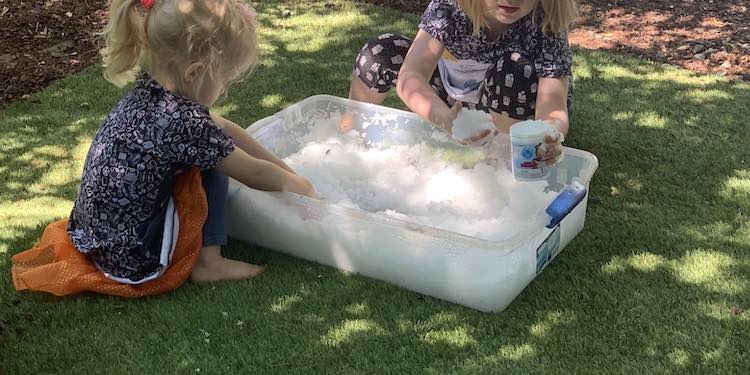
[227,95,598,312]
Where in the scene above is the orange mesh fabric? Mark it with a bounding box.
[11,167,207,298]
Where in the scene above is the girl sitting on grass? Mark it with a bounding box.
[67,0,316,285]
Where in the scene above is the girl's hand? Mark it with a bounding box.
[460,127,499,147]
[285,175,319,199]
[444,103,498,146]
[537,129,564,165]
[435,102,462,135]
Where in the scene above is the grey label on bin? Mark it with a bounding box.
[536,224,561,274]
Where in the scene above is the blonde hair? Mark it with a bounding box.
[457,0,578,35]
[101,0,258,88]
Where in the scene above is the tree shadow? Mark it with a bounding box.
[216,0,417,121]
[0,67,126,353]
[570,48,749,257]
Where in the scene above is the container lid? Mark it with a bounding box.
[510,120,551,139]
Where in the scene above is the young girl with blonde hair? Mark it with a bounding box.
[67,0,316,285]
[346,0,577,162]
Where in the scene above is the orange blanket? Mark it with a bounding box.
[11,168,207,298]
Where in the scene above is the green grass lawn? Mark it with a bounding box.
[1,1,749,373]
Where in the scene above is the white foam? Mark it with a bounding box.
[451,108,497,144]
[283,120,556,241]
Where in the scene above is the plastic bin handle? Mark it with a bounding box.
[545,181,587,229]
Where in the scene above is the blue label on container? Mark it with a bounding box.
[520,146,536,160]
[536,224,561,274]
[512,141,546,179]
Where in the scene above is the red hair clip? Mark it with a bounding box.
[140,0,154,10]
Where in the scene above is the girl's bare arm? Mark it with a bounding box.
[212,114,295,174]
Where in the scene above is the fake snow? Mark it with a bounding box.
[450,108,497,145]
[283,120,557,241]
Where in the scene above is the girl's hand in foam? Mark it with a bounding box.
[286,174,319,199]
[461,127,499,147]
[537,128,564,165]
[435,102,462,135]
[450,108,499,147]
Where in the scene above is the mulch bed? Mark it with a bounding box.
[1,0,747,108]
[570,0,750,80]
[0,0,108,106]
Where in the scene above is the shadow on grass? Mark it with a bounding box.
[0,67,127,359]
[570,48,750,262]
[216,0,416,119]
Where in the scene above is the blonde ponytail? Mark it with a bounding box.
[99,0,258,95]
[100,0,149,87]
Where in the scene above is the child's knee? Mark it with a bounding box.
[354,34,412,93]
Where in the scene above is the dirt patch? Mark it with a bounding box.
[571,0,749,80]
[0,0,108,106]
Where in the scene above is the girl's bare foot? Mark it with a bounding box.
[190,245,265,283]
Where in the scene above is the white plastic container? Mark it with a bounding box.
[227,95,599,312]
[510,120,557,181]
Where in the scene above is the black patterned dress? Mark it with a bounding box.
[67,73,235,283]
[354,0,573,119]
